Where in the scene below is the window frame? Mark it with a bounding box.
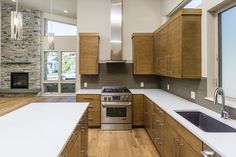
[44,18,77,37]
[218,4,236,99]
[42,51,76,95]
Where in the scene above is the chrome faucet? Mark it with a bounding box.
[214,87,229,119]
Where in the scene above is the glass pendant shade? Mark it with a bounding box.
[11,11,23,40]
[48,32,55,50]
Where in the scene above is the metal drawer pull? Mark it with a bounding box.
[201,150,215,157]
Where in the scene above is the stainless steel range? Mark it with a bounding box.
[101,86,132,130]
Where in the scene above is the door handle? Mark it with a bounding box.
[201,150,215,157]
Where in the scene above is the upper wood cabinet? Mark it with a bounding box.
[79,33,100,75]
[155,9,202,79]
[132,33,154,75]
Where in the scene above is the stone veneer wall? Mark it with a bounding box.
[0,3,41,90]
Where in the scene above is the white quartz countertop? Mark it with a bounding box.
[0,102,88,157]
[77,89,236,157]
[76,89,102,94]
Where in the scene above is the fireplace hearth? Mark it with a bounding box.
[11,72,29,89]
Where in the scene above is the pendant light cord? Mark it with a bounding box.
[50,0,53,33]
[16,0,18,12]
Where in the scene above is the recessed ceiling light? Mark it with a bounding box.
[64,10,68,14]
[12,0,16,2]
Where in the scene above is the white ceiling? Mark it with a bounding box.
[0,0,77,18]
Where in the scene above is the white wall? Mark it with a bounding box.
[77,0,162,61]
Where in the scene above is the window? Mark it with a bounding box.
[184,0,202,8]
[43,51,76,94]
[45,19,77,36]
[219,5,236,99]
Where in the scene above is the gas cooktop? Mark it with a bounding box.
[101,87,131,93]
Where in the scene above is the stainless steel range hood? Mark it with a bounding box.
[106,0,125,64]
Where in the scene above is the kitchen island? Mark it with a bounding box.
[0,102,88,157]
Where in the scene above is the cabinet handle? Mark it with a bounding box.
[201,151,215,157]
[60,153,69,157]
[88,105,94,108]
[88,118,94,121]
[83,98,93,100]
[155,137,163,145]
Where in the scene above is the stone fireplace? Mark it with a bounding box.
[11,72,29,89]
[0,3,41,95]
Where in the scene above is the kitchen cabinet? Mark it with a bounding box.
[76,94,101,127]
[59,110,88,157]
[152,106,165,156]
[155,9,202,78]
[153,33,160,75]
[144,97,154,137]
[164,125,201,157]
[79,33,100,75]
[132,94,144,127]
[143,94,202,157]
[132,33,154,75]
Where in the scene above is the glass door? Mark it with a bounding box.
[43,51,76,94]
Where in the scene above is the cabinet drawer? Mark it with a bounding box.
[165,114,202,153]
[87,101,100,112]
[88,111,100,127]
[76,94,100,102]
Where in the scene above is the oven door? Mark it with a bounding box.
[101,102,132,124]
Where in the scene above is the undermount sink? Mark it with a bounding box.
[176,111,236,133]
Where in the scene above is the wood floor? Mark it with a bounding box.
[0,96,160,157]
[88,129,160,157]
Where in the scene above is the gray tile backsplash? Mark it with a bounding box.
[81,64,236,120]
[159,76,236,120]
[81,63,159,89]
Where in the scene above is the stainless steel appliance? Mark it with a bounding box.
[101,86,132,130]
[202,143,221,157]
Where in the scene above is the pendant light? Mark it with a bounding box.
[11,0,23,40]
[48,0,55,50]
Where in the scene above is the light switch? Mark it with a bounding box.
[84,82,88,88]
[167,84,170,90]
[140,82,144,88]
[191,91,196,100]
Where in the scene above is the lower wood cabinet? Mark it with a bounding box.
[76,94,101,127]
[143,96,203,157]
[132,94,144,126]
[59,110,88,157]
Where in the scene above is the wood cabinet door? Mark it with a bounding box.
[144,97,153,136]
[158,28,169,76]
[76,94,101,127]
[153,33,160,75]
[132,94,144,126]
[168,17,182,78]
[178,138,201,157]
[147,99,154,136]
[79,34,99,75]
[164,126,179,157]
[144,97,149,129]
[133,34,153,74]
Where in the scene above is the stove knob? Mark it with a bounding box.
[104,97,107,102]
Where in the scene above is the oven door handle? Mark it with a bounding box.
[102,102,132,107]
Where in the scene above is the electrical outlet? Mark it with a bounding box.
[167,84,170,90]
[191,91,196,100]
[84,82,88,88]
[140,82,144,88]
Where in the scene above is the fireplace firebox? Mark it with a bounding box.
[11,72,29,89]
